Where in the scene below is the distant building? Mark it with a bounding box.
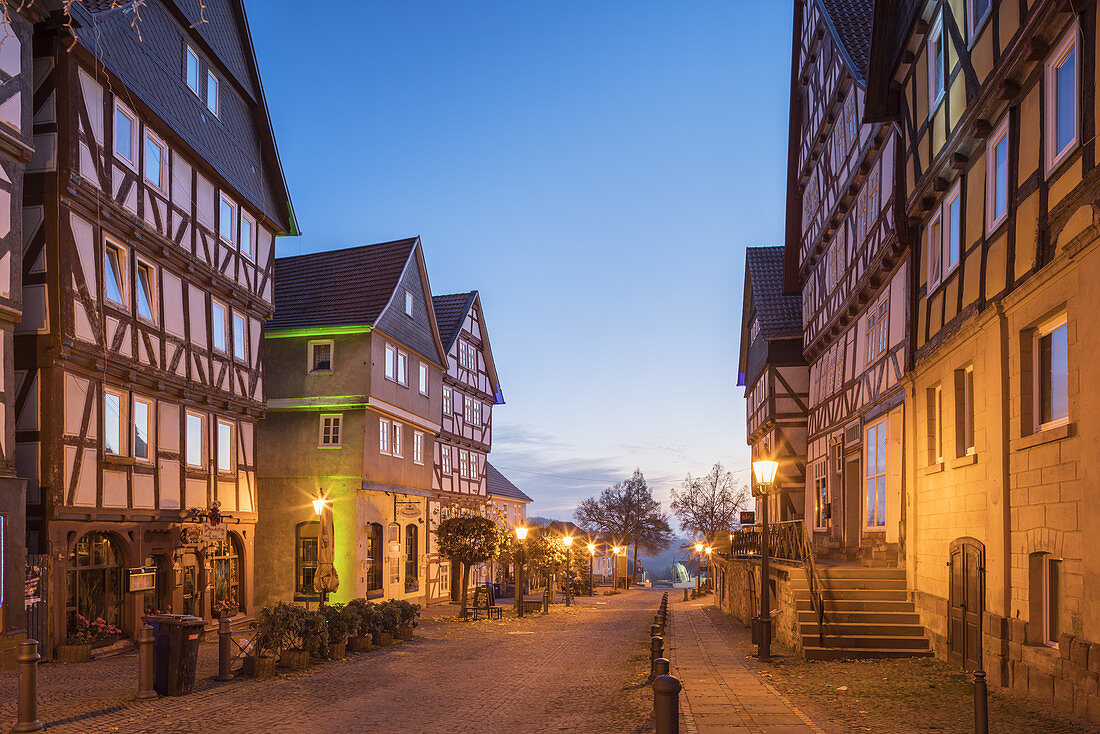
[255,239,447,607]
[486,462,531,529]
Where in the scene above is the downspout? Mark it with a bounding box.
[996,301,1012,682]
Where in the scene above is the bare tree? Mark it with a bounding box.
[670,462,750,545]
[574,469,672,587]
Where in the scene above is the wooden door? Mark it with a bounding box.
[843,457,861,550]
[948,539,984,670]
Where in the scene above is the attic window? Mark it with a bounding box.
[207,71,219,117]
[404,290,414,317]
[185,46,200,96]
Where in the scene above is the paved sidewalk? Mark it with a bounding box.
[669,599,825,734]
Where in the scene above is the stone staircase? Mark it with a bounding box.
[792,566,932,660]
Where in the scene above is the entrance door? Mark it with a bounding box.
[948,538,984,670]
[181,553,200,617]
[843,457,861,551]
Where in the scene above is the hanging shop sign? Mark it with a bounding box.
[397,502,420,519]
[202,522,228,543]
[739,511,756,526]
[180,526,204,545]
[128,567,156,592]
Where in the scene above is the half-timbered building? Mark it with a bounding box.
[738,246,808,521]
[865,0,1100,716]
[255,238,447,608]
[0,1,37,669]
[789,0,909,564]
[13,0,295,653]
[424,290,501,603]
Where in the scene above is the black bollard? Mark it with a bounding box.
[653,674,682,734]
[650,634,664,666]
[651,623,660,639]
[654,657,670,677]
[215,616,233,682]
[974,669,988,734]
[683,587,689,602]
[13,639,43,733]
[136,625,157,699]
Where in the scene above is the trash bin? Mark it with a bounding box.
[146,614,205,696]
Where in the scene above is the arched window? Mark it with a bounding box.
[211,535,242,615]
[295,521,319,595]
[67,532,125,634]
[405,524,419,593]
[366,523,383,594]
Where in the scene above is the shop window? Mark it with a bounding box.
[211,537,242,616]
[67,533,124,635]
[405,524,419,593]
[295,522,319,595]
[366,523,383,594]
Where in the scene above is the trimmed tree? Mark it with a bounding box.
[435,514,504,616]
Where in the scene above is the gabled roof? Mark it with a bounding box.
[746,247,802,340]
[68,0,296,233]
[432,292,477,352]
[486,463,532,504]
[819,0,875,85]
[864,0,922,123]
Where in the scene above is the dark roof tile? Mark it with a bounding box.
[432,292,476,353]
[746,246,802,339]
[819,0,874,83]
[486,463,532,504]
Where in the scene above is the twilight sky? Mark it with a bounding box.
[248,1,793,519]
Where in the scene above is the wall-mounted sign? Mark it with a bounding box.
[397,502,420,519]
[128,567,156,592]
[202,522,227,543]
[739,511,756,526]
[180,526,203,545]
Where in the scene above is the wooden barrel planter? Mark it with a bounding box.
[279,649,310,670]
[328,641,346,661]
[57,644,92,663]
[372,631,394,647]
[244,654,276,679]
[349,636,372,652]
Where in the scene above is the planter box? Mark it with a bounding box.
[399,626,413,640]
[372,631,394,647]
[279,649,310,670]
[349,636,372,653]
[57,644,91,663]
[243,655,276,679]
[327,641,346,660]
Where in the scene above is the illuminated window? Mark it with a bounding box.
[1046,27,1078,171]
[812,460,828,530]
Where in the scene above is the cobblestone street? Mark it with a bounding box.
[0,590,658,733]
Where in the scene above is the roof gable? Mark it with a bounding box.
[375,242,449,367]
[818,0,875,85]
[432,291,503,402]
[486,463,532,504]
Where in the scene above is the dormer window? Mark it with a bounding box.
[207,71,219,117]
[404,290,413,317]
[185,45,200,96]
[113,101,138,169]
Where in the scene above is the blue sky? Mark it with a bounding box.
[248,1,793,519]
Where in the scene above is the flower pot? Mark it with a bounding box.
[57,643,91,663]
[279,649,310,670]
[372,631,393,647]
[398,625,413,640]
[244,654,276,679]
[349,635,372,652]
[328,641,346,660]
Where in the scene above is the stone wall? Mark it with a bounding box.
[712,556,803,654]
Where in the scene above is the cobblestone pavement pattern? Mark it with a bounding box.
[698,601,1100,734]
[669,599,824,733]
[0,590,658,733]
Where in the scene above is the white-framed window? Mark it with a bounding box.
[865,419,887,528]
[219,195,237,245]
[385,344,396,381]
[442,388,452,415]
[927,384,943,465]
[459,339,476,370]
[986,117,1010,232]
[956,366,976,456]
[104,388,125,456]
[1045,26,1079,173]
[1042,555,1063,646]
[396,350,408,386]
[928,182,962,291]
[185,411,205,468]
[391,422,402,457]
[440,562,451,593]
[967,0,992,41]
[413,431,424,464]
[866,297,889,363]
[206,70,219,116]
[404,290,414,317]
[185,45,201,96]
[459,449,469,479]
[113,100,138,169]
[1034,314,1069,431]
[464,395,474,424]
[135,258,157,324]
[441,445,451,474]
[104,238,128,308]
[232,311,247,362]
[133,395,153,462]
[143,131,167,193]
[928,12,945,115]
[319,414,342,448]
[309,340,333,373]
[216,419,234,474]
[240,212,255,261]
[418,362,428,395]
[379,418,391,455]
[211,299,228,353]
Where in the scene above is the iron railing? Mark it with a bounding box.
[732,520,826,644]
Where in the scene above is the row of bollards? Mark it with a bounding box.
[650,591,681,734]
[13,620,240,732]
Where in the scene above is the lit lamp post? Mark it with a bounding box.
[693,542,704,593]
[515,526,529,618]
[611,546,622,589]
[312,495,334,608]
[705,546,713,590]
[587,543,596,596]
[752,458,780,662]
[561,535,574,607]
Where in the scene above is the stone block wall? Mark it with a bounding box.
[712,556,803,654]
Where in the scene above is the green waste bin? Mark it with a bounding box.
[146,614,205,696]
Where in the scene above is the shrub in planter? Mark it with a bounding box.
[257,601,316,669]
[320,604,355,660]
[344,598,375,652]
[396,600,421,639]
[59,614,122,662]
[213,598,239,620]
[301,607,328,661]
[377,600,401,637]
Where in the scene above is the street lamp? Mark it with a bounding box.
[705,547,713,592]
[561,536,574,607]
[611,546,622,589]
[515,526,529,617]
[587,543,596,596]
[693,542,704,594]
[752,458,780,662]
